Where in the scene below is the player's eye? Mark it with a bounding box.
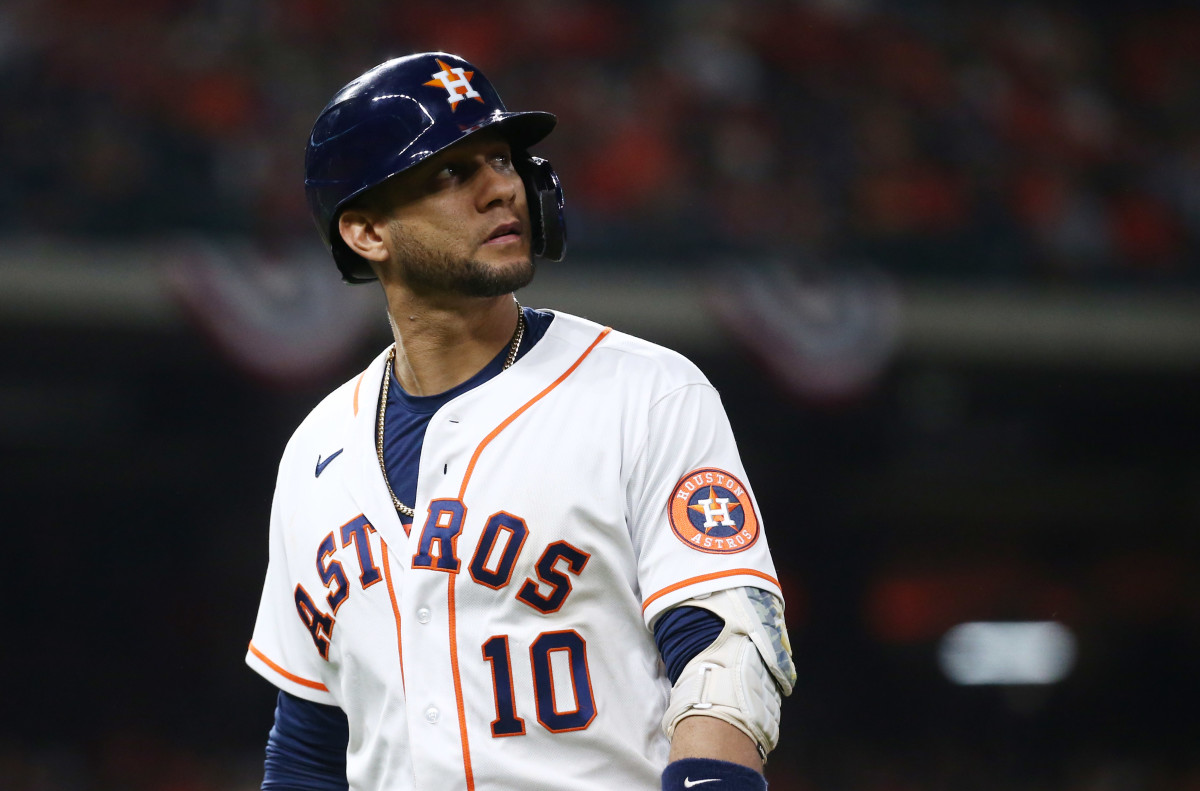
[430,163,468,189]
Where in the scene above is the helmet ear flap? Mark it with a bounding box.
[517,155,567,262]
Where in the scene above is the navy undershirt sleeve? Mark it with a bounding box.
[654,606,726,683]
[262,691,349,791]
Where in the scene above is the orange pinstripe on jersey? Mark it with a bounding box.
[353,368,367,417]
[248,641,329,692]
[457,328,613,500]
[447,573,475,789]
[380,540,405,688]
[447,326,612,791]
[641,569,781,614]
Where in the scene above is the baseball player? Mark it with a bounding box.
[246,52,795,791]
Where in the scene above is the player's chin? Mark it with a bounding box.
[487,244,535,279]
[460,253,535,298]
[494,256,536,293]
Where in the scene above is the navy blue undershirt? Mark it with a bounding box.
[262,306,725,789]
[383,306,554,532]
[653,606,725,684]
[263,693,350,791]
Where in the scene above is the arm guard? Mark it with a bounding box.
[660,587,796,759]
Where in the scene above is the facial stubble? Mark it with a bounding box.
[390,220,535,299]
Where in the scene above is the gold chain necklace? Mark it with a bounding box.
[376,301,526,518]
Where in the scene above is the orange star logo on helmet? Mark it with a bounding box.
[424,59,486,110]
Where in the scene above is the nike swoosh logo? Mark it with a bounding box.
[683,780,720,788]
[315,449,344,478]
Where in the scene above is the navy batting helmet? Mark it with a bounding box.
[304,52,566,283]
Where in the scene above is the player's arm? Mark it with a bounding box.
[653,588,796,791]
[630,378,795,788]
[262,690,349,791]
[668,716,761,767]
[655,605,762,770]
[666,718,766,790]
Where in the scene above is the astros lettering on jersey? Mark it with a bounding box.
[247,312,782,791]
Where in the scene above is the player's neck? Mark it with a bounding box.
[383,292,520,397]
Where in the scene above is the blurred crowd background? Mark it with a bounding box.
[2,0,1198,789]
[5,0,1200,278]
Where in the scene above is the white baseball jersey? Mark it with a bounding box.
[246,311,783,791]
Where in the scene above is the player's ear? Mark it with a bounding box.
[338,209,390,264]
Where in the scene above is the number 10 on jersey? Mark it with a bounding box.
[482,630,596,736]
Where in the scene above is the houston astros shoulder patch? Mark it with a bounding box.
[668,468,760,553]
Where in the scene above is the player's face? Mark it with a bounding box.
[380,130,534,298]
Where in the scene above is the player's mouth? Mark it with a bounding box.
[484,221,522,245]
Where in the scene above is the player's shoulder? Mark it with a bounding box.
[279,346,388,461]
[543,310,710,390]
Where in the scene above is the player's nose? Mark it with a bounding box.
[474,159,520,211]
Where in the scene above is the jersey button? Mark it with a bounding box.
[425,706,439,724]
[417,607,431,624]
